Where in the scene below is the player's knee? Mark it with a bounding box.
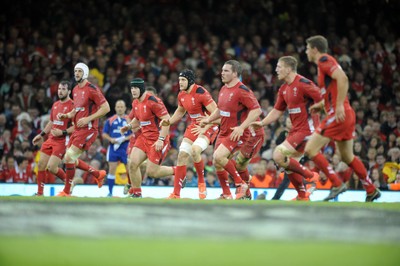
[37,160,47,171]
[303,146,314,159]
[272,150,285,166]
[129,160,140,170]
[179,141,192,155]
[47,164,58,174]
[341,154,353,164]
[177,151,190,165]
[235,156,247,170]
[146,166,159,177]
[65,148,79,163]
[192,138,208,153]
[191,146,202,161]
[213,155,224,167]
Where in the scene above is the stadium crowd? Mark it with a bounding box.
[0,0,399,194]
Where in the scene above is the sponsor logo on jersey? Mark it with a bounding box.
[53,120,65,126]
[189,113,201,119]
[220,110,231,117]
[140,121,151,127]
[288,107,301,114]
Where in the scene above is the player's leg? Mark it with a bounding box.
[234,152,252,199]
[336,139,380,201]
[192,136,209,199]
[35,152,50,196]
[305,133,346,201]
[274,141,315,179]
[145,137,173,178]
[47,155,63,178]
[305,133,343,187]
[57,145,83,196]
[76,158,106,188]
[168,140,191,198]
[128,147,147,198]
[274,143,309,200]
[213,143,247,199]
[107,161,118,197]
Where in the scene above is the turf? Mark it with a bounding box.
[2,195,400,210]
[0,236,399,266]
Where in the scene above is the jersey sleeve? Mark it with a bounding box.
[49,103,55,122]
[150,97,169,118]
[319,56,339,77]
[177,93,183,107]
[301,78,323,103]
[89,86,107,106]
[127,107,135,120]
[274,87,287,111]
[199,89,214,107]
[239,86,260,110]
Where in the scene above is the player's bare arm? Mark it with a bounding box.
[230,108,262,141]
[32,121,53,146]
[50,125,74,137]
[120,118,140,134]
[154,114,171,151]
[251,108,283,129]
[192,101,219,135]
[309,99,325,114]
[198,107,221,127]
[159,105,186,127]
[57,108,76,120]
[76,101,110,127]
[331,68,348,122]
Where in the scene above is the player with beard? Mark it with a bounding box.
[32,80,74,196]
[56,63,110,196]
[199,60,262,200]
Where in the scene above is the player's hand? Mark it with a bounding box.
[309,101,324,114]
[32,135,43,146]
[197,116,209,127]
[159,119,170,127]
[335,104,345,122]
[230,126,244,142]
[191,124,206,136]
[76,117,90,127]
[57,113,68,120]
[250,121,263,130]
[50,128,63,137]
[152,139,164,151]
[120,126,129,134]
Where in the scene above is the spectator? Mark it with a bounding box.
[6,156,34,184]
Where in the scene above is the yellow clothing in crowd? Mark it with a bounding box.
[115,162,128,185]
[382,162,400,183]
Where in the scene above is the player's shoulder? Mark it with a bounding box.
[319,54,336,64]
[132,99,138,105]
[87,82,99,90]
[297,75,313,85]
[147,94,160,103]
[194,86,207,94]
[237,83,250,92]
